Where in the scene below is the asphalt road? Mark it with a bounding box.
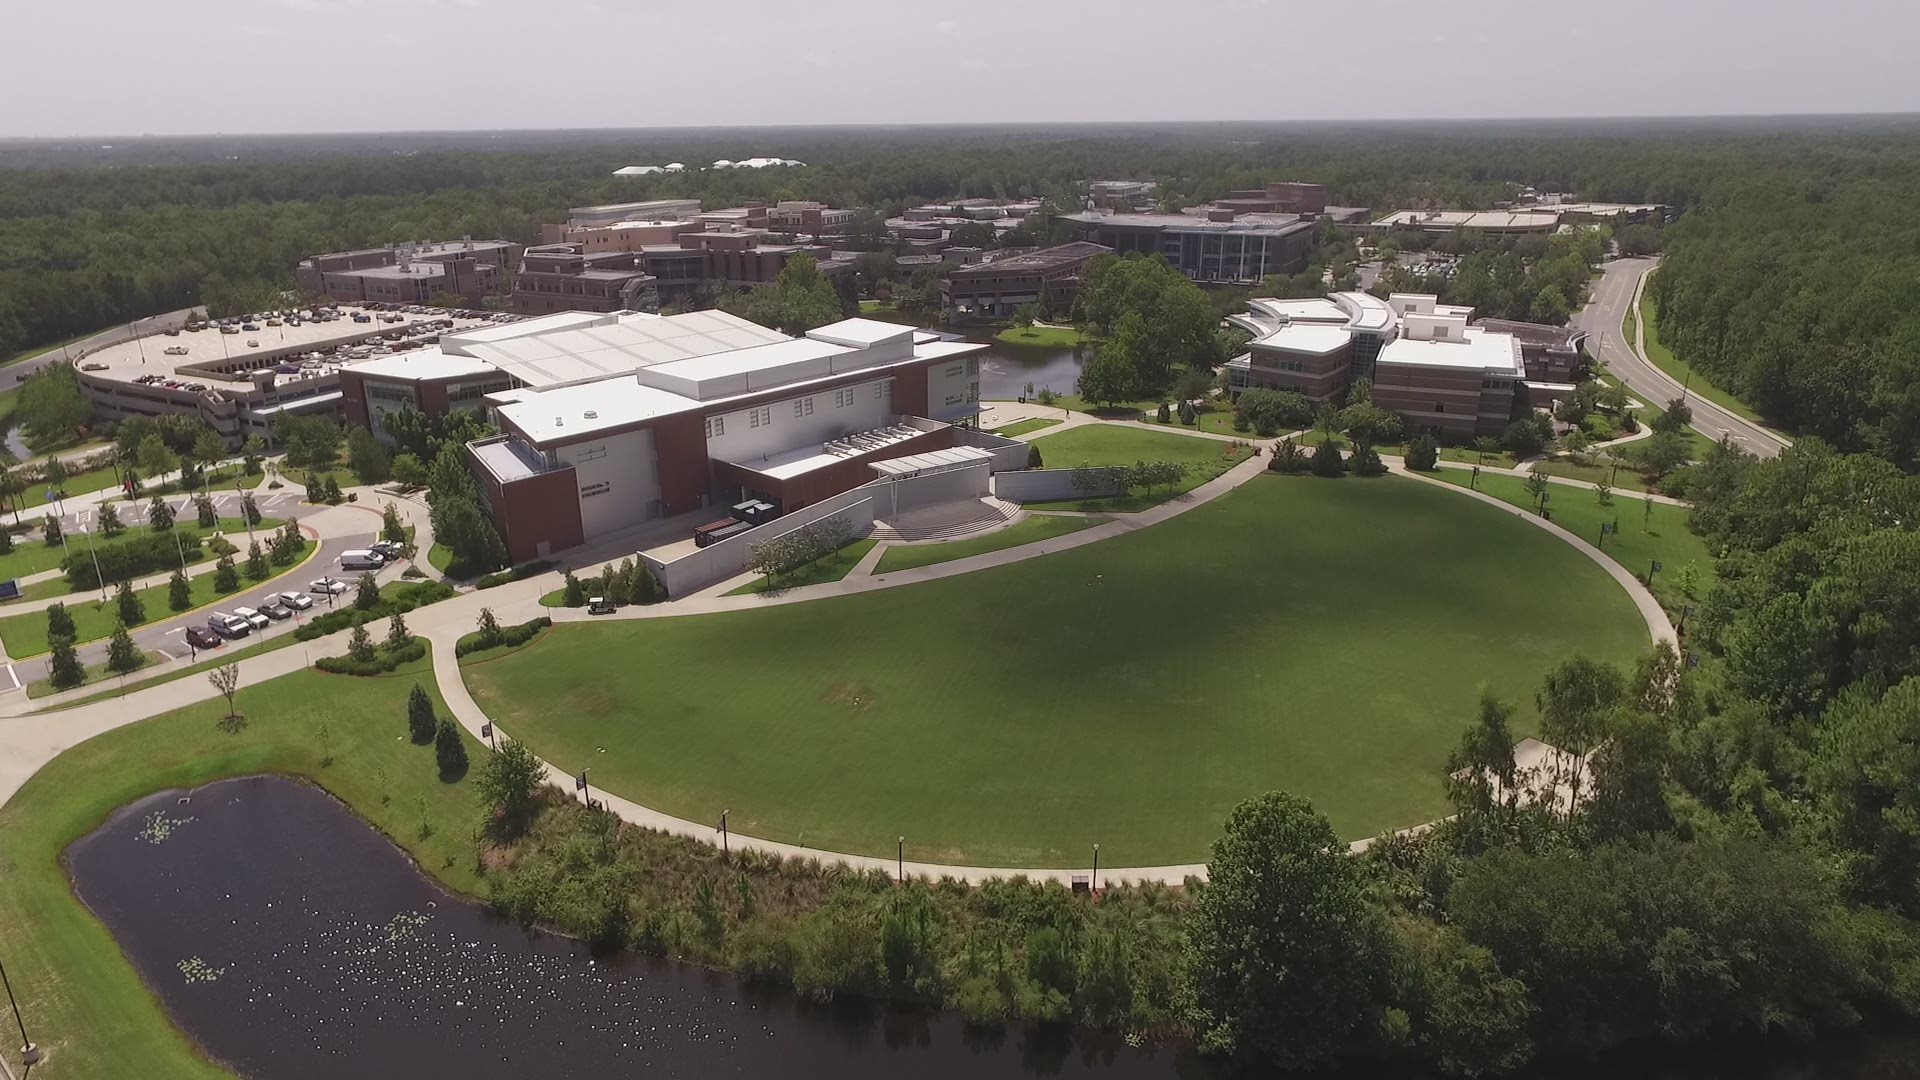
[1577,257,1789,459]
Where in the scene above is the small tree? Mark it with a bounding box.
[48,637,86,690]
[98,502,124,538]
[1069,464,1115,499]
[1268,437,1307,474]
[355,572,380,610]
[305,475,324,504]
[1471,436,1501,465]
[476,607,503,647]
[115,579,145,627]
[195,493,218,528]
[241,491,262,527]
[1178,398,1199,426]
[407,682,437,743]
[0,528,12,556]
[381,502,407,546]
[323,475,344,504]
[385,611,411,652]
[106,621,142,674]
[245,541,269,581]
[1595,479,1614,506]
[1674,560,1701,600]
[632,561,661,604]
[168,568,192,611]
[46,602,75,642]
[1157,401,1172,424]
[561,570,587,607]
[347,623,377,663]
[1348,441,1386,477]
[213,553,239,592]
[42,514,61,547]
[1310,437,1345,477]
[434,717,468,779]
[241,435,267,475]
[1026,443,1044,469]
[208,662,241,720]
[271,521,302,565]
[477,737,546,835]
[1642,492,1656,531]
[1524,467,1550,511]
[1405,434,1440,471]
[148,496,174,531]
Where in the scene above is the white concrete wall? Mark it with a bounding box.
[950,428,1030,472]
[705,378,892,464]
[560,426,661,536]
[994,467,1126,502]
[925,356,980,422]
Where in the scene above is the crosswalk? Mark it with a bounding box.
[47,490,301,533]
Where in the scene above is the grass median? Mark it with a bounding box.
[873,513,1101,573]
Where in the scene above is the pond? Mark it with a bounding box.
[862,311,1086,401]
[66,775,1920,1080]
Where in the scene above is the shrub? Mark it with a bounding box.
[294,581,455,641]
[476,560,557,590]
[456,616,552,658]
[62,530,209,590]
[407,682,437,742]
[1269,437,1309,474]
[314,638,428,676]
[1310,437,1347,477]
[1406,434,1440,471]
[1026,443,1044,469]
[435,717,468,779]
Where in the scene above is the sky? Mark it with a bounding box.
[6,0,1918,137]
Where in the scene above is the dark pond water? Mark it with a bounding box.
[67,775,1920,1080]
[865,311,1085,401]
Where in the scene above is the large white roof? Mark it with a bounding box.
[456,310,789,389]
[1253,324,1352,355]
[346,347,498,382]
[1246,298,1346,323]
[1377,326,1522,374]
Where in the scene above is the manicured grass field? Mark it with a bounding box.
[0,662,480,1080]
[34,630,305,710]
[25,650,160,698]
[1430,470,1715,614]
[724,538,878,595]
[1639,294,1765,425]
[989,417,1061,438]
[873,513,1101,574]
[465,475,1651,868]
[1020,424,1254,511]
[994,324,1085,347]
[0,529,308,657]
[23,459,123,506]
[1144,406,1250,437]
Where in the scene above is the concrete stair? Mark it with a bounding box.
[870,499,1017,542]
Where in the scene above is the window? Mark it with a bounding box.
[794,397,814,418]
[704,415,724,439]
[833,388,854,409]
[1434,402,1446,413]
[749,406,771,429]
[873,382,886,400]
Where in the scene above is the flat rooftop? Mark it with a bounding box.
[455,310,791,390]
[950,242,1109,277]
[1065,211,1315,237]
[1252,324,1352,355]
[1246,298,1347,323]
[1373,210,1561,231]
[723,421,933,480]
[80,307,488,387]
[1377,326,1523,374]
[1476,319,1587,350]
[471,436,554,483]
[345,347,498,382]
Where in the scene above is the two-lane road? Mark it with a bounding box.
[1577,257,1789,459]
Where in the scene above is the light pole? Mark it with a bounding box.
[83,525,106,603]
[1091,843,1099,894]
[720,809,730,858]
[896,835,904,883]
[0,953,39,1066]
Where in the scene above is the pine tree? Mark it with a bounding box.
[168,568,192,611]
[381,502,407,545]
[98,502,124,538]
[406,682,437,743]
[241,491,261,526]
[115,579,145,627]
[48,637,85,690]
[347,623,377,663]
[305,475,323,504]
[434,717,468,778]
[213,553,239,592]
[385,612,410,652]
[45,602,75,642]
[42,514,61,547]
[195,493,218,528]
[633,562,660,604]
[106,621,142,673]
[323,475,344,504]
[561,570,586,607]
[355,572,380,610]
[476,606,502,646]
[148,496,174,531]
[245,540,269,581]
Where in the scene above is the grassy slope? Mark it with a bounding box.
[1020,424,1252,511]
[1638,294,1765,425]
[873,514,1101,574]
[989,418,1061,438]
[0,661,481,1080]
[1430,470,1715,613]
[723,539,877,596]
[465,475,1649,867]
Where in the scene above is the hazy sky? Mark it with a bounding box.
[8,0,1917,137]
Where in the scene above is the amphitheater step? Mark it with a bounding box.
[870,500,1017,543]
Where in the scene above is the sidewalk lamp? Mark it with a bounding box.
[897,836,904,883]
[0,954,39,1066]
[1092,843,1100,893]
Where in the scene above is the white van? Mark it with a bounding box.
[339,549,386,571]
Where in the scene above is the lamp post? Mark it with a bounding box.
[720,809,730,858]
[83,525,106,603]
[1091,843,1100,894]
[0,954,39,1066]
[896,836,904,884]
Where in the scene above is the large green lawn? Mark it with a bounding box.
[873,513,1102,573]
[0,661,482,1080]
[465,475,1650,868]
[1022,424,1253,511]
[0,516,272,593]
[1430,470,1715,614]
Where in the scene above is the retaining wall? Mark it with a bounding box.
[993,467,1127,503]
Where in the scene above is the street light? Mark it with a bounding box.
[1092,843,1100,893]
[720,809,730,858]
[0,954,39,1067]
[896,836,904,883]
[82,524,106,603]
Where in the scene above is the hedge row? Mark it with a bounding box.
[455,616,551,658]
[63,530,208,589]
[476,560,557,590]
[293,581,456,641]
[314,639,428,676]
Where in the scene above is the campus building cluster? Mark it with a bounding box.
[331,308,987,561]
[295,239,523,307]
[1226,292,1587,441]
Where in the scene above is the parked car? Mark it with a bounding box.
[233,607,270,630]
[184,625,222,650]
[162,345,188,356]
[277,590,314,610]
[241,323,260,332]
[369,540,404,559]
[260,601,293,621]
[309,577,349,596]
[339,549,386,571]
[588,596,616,616]
[208,612,252,640]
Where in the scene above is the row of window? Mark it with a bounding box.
[705,382,892,440]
